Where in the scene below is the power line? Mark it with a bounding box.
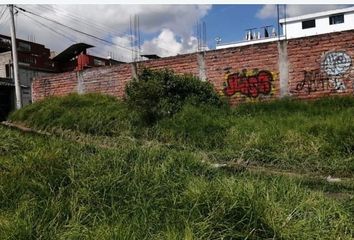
[22,9,79,43]
[23,8,87,45]
[0,5,7,23]
[1,10,10,25]
[15,6,138,53]
[20,11,77,43]
[36,5,128,38]
[25,5,175,57]
[0,6,8,23]
[33,5,114,37]
[21,11,122,61]
[39,5,136,61]
[16,7,130,62]
[15,5,180,60]
[23,5,116,41]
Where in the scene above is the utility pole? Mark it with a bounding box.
[276,4,280,40]
[8,4,22,109]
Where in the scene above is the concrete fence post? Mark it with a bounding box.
[278,40,289,98]
[131,62,138,80]
[197,52,207,81]
[77,71,85,94]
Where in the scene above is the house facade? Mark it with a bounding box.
[216,6,354,49]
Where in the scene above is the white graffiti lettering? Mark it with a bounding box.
[322,51,352,76]
[329,77,346,92]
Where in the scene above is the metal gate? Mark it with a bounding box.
[0,80,15,121]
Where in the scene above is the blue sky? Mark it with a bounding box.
[200,5,277,48]
[0,4,351,61]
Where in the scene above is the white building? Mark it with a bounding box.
[216,6,354,49]
[280,6,354,39]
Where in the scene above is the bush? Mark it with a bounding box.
[125,68,224,124]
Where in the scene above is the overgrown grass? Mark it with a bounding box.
[0,126,353,239]
[151,97,354,176]
[9,94,354,176]
[9,93,133,136]
[3,94,354,238]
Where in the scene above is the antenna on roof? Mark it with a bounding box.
[245,28,257,41]
[215,36,221,45]
[261,25,273,38]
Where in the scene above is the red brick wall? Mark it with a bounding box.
[205,42,279,105]
[81,64,133,98]
[32,30,354,104]
[288,30,354,99]
[141,53,199,76]
[32,71,77,102]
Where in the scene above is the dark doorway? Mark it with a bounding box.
[0,86,14,121]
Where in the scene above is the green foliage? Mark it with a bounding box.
[4,92,354,239]
[9,93,354,176]
[152,104,231,149]
[0,126,353,239]
[125,68,223,124]
[5,69,354,238]
[9,93,132,136]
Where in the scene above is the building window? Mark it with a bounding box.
[329,14,344,25]
[302,19,316,29]
[94,58,105,66]
[5,64,12,78]
[19,56,35,64]
[18,42,31,52]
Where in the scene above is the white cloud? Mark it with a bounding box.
[99,35,133,62]
[256,5,277,19]
[141,28,198,57]
[0,4,211,62]
[256,4,353,19]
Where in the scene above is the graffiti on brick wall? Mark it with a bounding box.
[295,70,348,93]
[294,51,352,94]
[322,51,352,76]
[223,69,273,98]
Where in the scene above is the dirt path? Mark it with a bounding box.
[2,121,354,187]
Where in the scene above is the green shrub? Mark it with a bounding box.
[125,68,224,124]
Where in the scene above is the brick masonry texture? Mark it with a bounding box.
[32,71,77,101]
[287,30,354,99]
[205,42,279,105]
[32,30,354,104]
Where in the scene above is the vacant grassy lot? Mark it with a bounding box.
[2,94,353,239]
[10,94,354,176]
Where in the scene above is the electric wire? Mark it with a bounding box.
[23,5,129,57]
[1,10,10,25]
[23,5,174,55]
[31,5,116,38]
[20,11,77,43]
[36,5,127,38]
[0,6,8,23]
[19,11,122,61]
[15,6,137,53]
